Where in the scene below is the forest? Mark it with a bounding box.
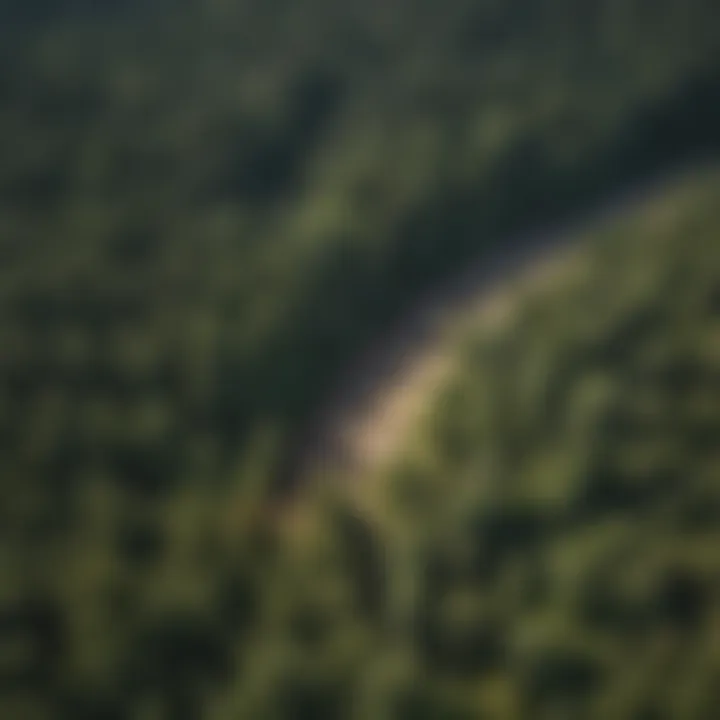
[349,171,720,718]
[0,0,719,717]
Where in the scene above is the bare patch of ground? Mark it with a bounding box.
[294,171,697,489]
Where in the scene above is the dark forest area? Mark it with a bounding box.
[0,1,719,717]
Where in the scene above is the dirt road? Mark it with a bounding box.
[295,171,694,486]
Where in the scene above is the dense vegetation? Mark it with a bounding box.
[248,170,720,719]
[0,0,719,717]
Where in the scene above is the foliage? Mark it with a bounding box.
[1,0,720,716]
[292,172,720,719]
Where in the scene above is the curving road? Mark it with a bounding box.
[294,170,697,487]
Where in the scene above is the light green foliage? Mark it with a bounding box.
[230,173,720,719]
[344,173,720,718]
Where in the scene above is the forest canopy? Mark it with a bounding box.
[0,0,719,717]
[243,169,720,719]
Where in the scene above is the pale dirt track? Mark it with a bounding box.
[293,172,692,488]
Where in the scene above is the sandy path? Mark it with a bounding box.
[294,171,691,487]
